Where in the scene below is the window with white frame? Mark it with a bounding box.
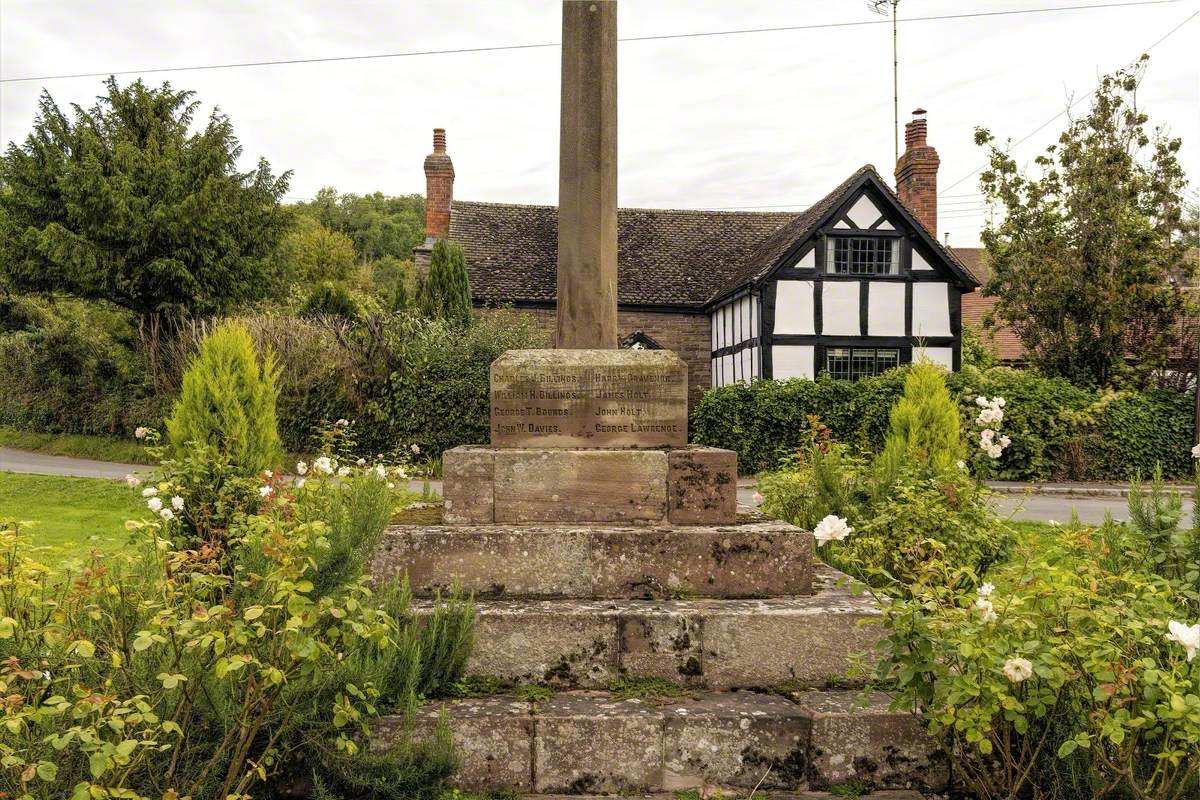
[825,236,900,275]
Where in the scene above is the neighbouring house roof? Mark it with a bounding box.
[449,165,976,311]
[449,201,794,308]
[953,246,1026,362]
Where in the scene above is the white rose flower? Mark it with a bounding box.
[977,582,994,597]
[411,443,421,455]
[295,477,306,488]
[375,465,387,479]
[258,485,273,498]
[147,497,163,512]
[356,458,366,466]
[134,426,149,439]
[980,429,996,444]
[976,396,989,408]
[337,466,351,477]
[263,470,273,478]
[386,482,395,489]
[957,460,967,470]
[313,456,333,475]
[142,487,158,497]
[171,495,184,511]
[1165,620,1199,662]
[125,474,142,488]
[1002,657,1033,683]
[1192,443,1200,459]
[159,508,175,522]
[975,597,997,623]
[296,460,308,475]
[999,435,1012,448]
[336,418,350,427]
[996,397,1006,407]
[1048,519,1060,526]
[812,514,853,546]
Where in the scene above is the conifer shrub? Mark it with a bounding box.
[165,321,283,475]
[416,240,472,326]
[871,360,965,500]
[301,281,361,320]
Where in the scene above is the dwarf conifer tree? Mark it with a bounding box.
[871,360,964,498]
[166,321,283,475]
[417,240,472,326]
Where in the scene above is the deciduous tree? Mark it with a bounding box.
[975,56,1190,387]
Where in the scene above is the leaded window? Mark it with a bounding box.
[825,347,900,380]
[825,236,899,275]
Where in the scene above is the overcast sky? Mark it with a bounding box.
[2,0,1198,247]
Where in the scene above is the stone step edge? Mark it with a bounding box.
[411,568,882,690]
[371,519,815,600]
[373,689,942,795]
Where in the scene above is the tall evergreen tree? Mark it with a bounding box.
[417,239,472,326]
[0,77,291,321]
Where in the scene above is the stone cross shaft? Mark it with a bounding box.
[556,0,618,349]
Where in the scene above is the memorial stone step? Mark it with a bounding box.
[409,566,882,689]
[370,519,814,599]
[373,689,945,795]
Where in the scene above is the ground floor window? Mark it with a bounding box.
[825,347,900,380]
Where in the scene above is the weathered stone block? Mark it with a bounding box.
[490,349,687,448]
[493,449,668,524]
[795,690,948,792]
[662,692,809,789]
[617,610,704,683]
[534,693,664,793]
[373,520,813,599]
[701,583,884,688]
[667,446,737,525]
[453,600,619,687]
[374,696,533,791]
[441,446,494,524]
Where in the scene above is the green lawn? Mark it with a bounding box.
[0,472,146,564]
[0,426,153,465]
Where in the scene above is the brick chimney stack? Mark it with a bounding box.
[895,108,939,236]
[423,127,455,242]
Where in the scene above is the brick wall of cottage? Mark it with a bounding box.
[476,306,712,405]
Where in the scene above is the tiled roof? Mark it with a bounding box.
[953,246,1025,361]
[449,165,976,310]
[449,201,795,308]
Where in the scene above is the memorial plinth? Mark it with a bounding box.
[490,350,687,448]
[443,349,738,525]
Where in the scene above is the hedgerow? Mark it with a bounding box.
[692,364,1195,481]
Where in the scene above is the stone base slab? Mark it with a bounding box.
[442,445,737,525]
[372,690,941,794]
[370,519,813,599]
[412,566,882,689]
[795,691,948,793]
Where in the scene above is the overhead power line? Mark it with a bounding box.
[938,6,1200,196]
[0,0,1181,84]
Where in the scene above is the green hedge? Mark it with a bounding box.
[691,365,1196,482]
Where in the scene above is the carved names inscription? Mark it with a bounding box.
[490,349,688,448]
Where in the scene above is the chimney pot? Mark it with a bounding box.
[433,127,447,153]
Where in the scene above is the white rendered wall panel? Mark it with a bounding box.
[797,249,815,268]
[912,283,951,337]
[773,280,816,335]
[911,248,934,271]
[772,345,815,380]
[846,194,882,229]
[867,282,906,336]
[922,347,954,370]
[821,282,861,336]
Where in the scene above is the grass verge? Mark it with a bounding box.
[0,472,145,564]
[0,426,152,465]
